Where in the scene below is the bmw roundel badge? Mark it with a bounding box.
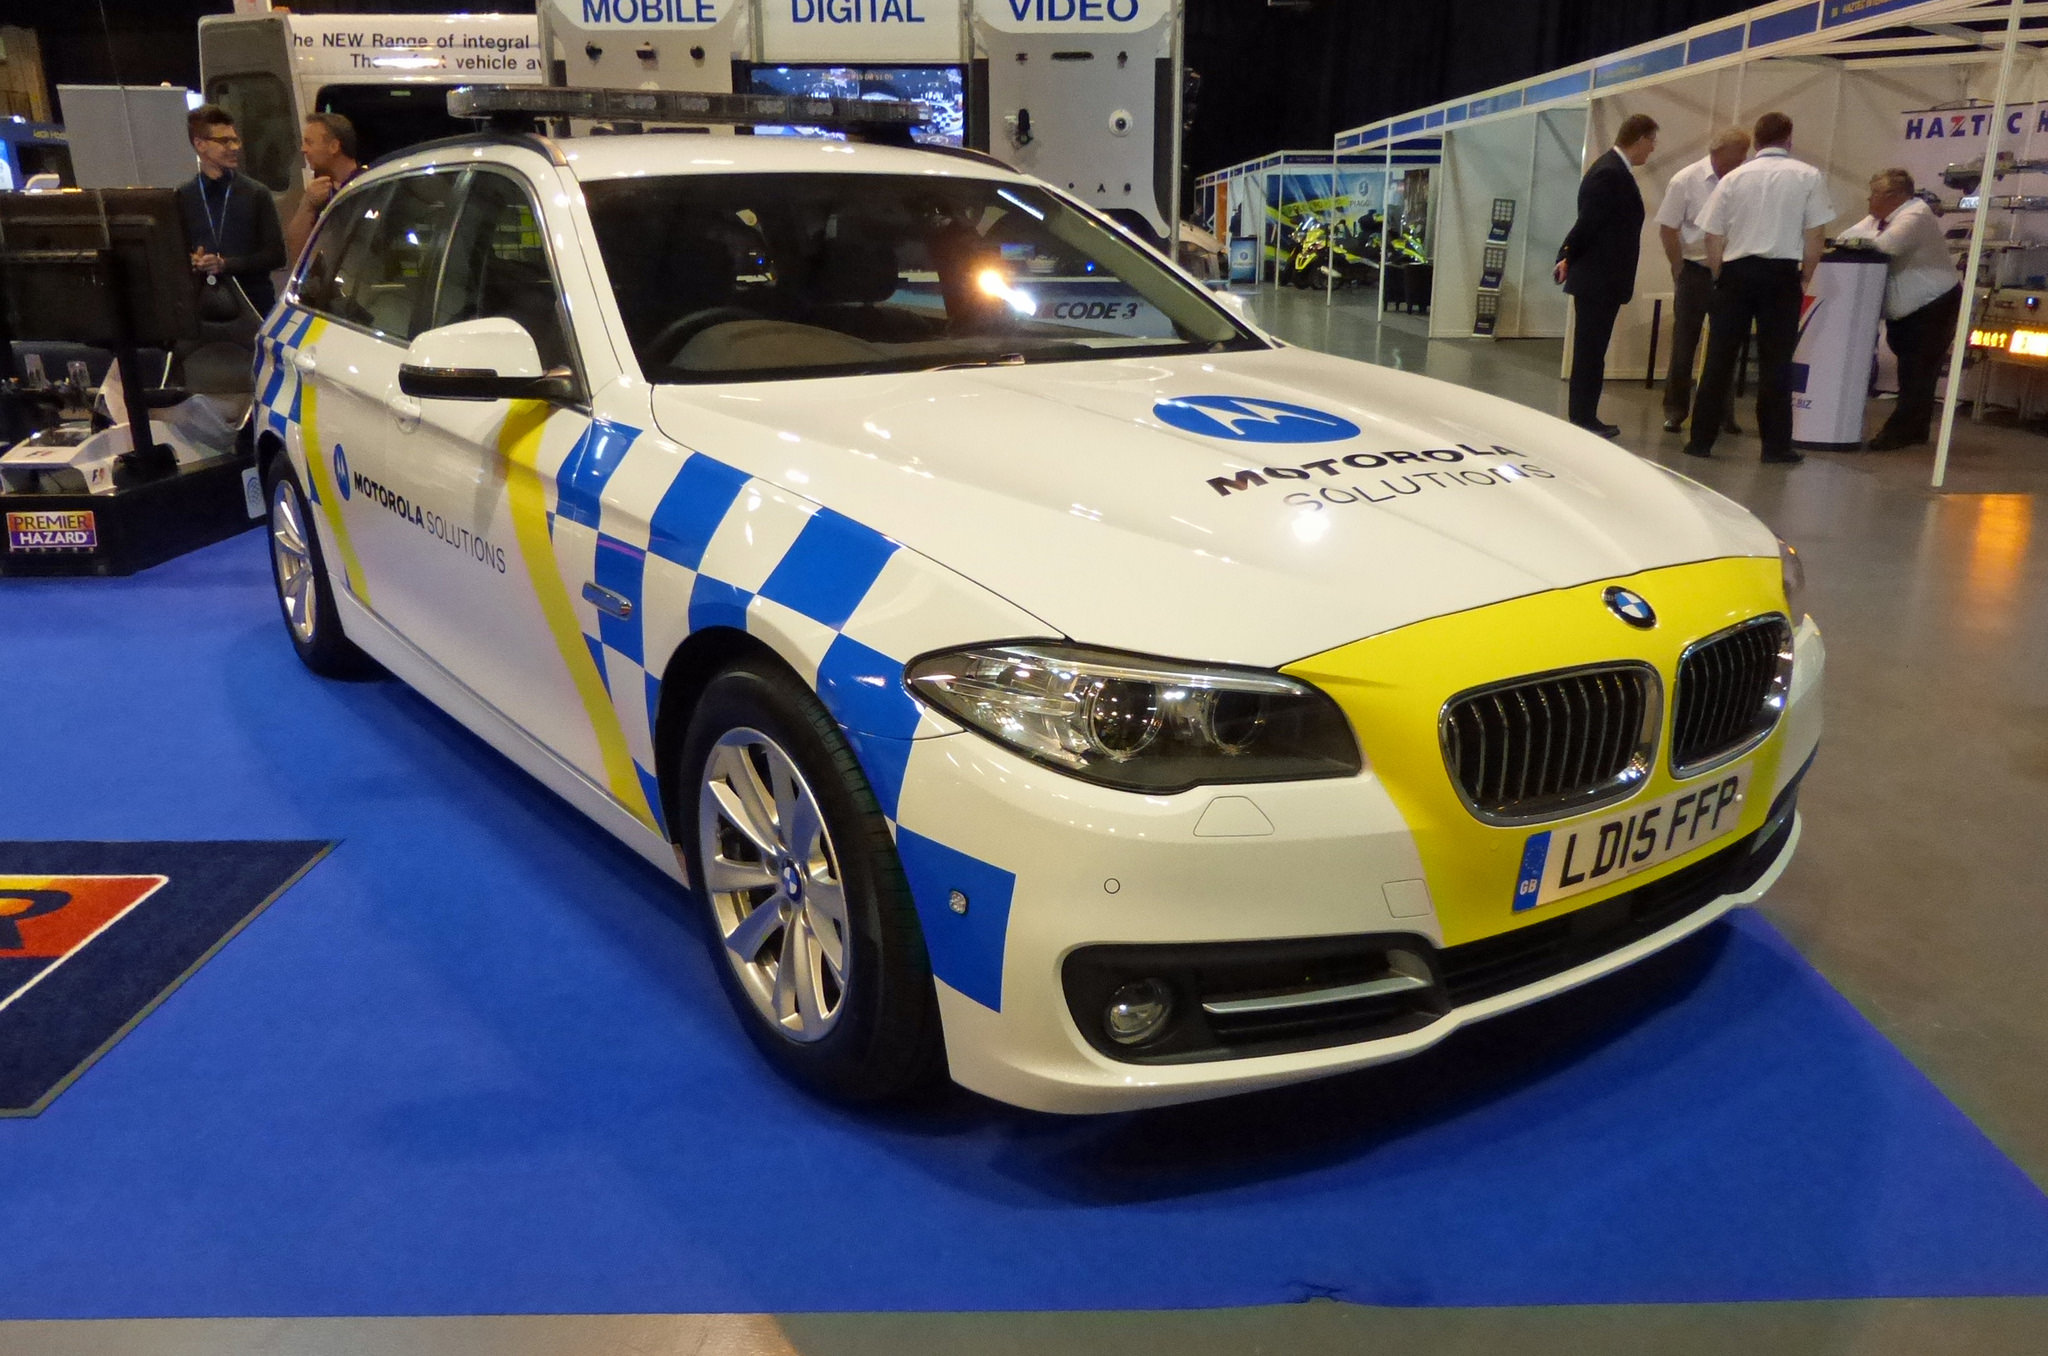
[1603,586,1656,629]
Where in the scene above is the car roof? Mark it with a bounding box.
[554,133,1026,185]
[370,127,1028,192]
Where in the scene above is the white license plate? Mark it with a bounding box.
[1512,765,1751,912]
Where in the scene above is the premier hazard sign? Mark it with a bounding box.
[6,510,98,553]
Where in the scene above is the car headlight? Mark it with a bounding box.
[1778,538,1808,622]
[905,643,1363,792]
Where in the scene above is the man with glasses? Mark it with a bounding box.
[176,105,285,314]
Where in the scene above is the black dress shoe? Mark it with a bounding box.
[1760,449,1805,465]
[1723,420,1742,435]
[1662,415,1684,433]
[1866,429,1922,451]
[1574,420,1622,439]
[1681,443,1712,459]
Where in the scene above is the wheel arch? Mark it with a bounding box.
[649,625,792,850]
[254,426,288,489]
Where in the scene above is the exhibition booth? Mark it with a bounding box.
[12,3,2048,1343]
[1330,0,2048,479]
[1192,144,1438,288]
[5,0,1195,577]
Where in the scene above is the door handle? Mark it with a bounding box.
[582,582,633,620]
[387,392,422,430]
[291,348,317,375]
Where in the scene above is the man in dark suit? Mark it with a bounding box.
[1554,113,1659,437]
[176,104,285,315]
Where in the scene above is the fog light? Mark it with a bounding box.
[1104,979,1174,1045]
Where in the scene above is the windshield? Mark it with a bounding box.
[581,172,1264,382]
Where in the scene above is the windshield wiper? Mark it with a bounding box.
[927,352,1029,372]
[925,343,1101,372]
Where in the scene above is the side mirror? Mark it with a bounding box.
[398,317,575,402]
[1210,289,1249,318]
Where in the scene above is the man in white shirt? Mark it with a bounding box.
[1684,111,1836,465]
[1837,168,1964,449]
[1655,127,1751,433]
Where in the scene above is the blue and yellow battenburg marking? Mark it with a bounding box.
[508,415,929,835]
[254,331,999,1004]
[252,306,370,600]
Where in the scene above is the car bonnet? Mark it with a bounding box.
[647,345,1777,667]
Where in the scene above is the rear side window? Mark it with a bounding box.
[434,170,573,372]
[293,182,390,316]
[300,171,461,342]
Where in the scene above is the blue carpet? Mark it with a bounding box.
[0,840,331,1114]
[1,533,2046,1316]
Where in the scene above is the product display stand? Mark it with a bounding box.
[1473,200,1515,336]
[1790,248,1888,450]
[0,190,261,577]
[1488,198,1516,243]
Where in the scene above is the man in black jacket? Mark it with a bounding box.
[1554,112,1659,437]
[176,105,285,315]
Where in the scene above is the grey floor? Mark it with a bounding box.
[7,289,2045,1355]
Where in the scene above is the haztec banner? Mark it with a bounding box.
[1901,104,2048,145]
[764,0,964,62]
[976,0,1170,33]
[1894,102,2048,214]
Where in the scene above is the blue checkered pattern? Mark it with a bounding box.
[544,434,1049,1012]
[549,425,933,827]
[252,307,316,452]
[252,337,1023,1006]
[250,314,942,828]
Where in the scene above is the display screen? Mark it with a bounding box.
[748,65,965,147]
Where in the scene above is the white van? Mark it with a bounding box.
[197,11,543,211]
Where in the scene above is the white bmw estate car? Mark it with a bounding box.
[253,97,1821,1113]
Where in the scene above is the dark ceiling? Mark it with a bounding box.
[37,0,1762,175]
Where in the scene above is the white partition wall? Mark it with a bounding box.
[1431,107,1586,339]
[1333,0,2048,367]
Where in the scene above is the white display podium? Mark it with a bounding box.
[1791,249,1888,450]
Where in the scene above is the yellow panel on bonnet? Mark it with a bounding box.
[1284,556,1790,948]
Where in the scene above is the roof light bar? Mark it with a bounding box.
[447,85,927,133]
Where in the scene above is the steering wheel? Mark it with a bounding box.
[647,306,764,365]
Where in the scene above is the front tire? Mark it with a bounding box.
[266,459,372,677]
[679,656,945,1104]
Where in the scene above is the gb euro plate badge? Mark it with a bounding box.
[1513,765,1751,912]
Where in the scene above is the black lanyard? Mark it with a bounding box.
[201,174,235,255]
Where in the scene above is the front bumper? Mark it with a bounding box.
[1060,766,1803,1067]
[885,585,1823,1114]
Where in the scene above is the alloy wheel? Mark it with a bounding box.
[270,481,317,644]
[697,727,851,1042]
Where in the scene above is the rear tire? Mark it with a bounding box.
[265,458,373,678]
[678,655,946,1105]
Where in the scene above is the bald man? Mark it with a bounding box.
[1655,127,1751,434]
